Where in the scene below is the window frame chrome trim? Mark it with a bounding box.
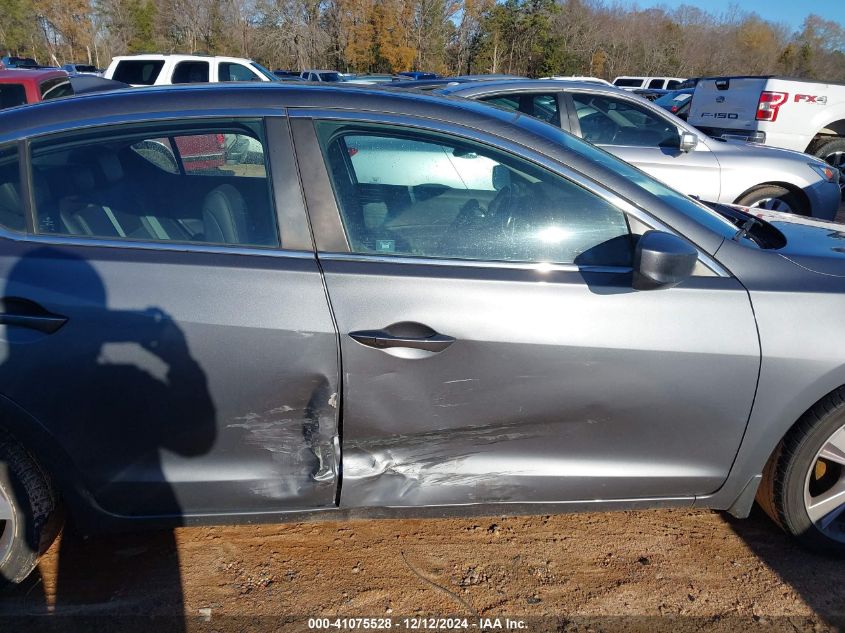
[0,228,315,259]
[289,108,730,278]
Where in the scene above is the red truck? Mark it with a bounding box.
[0,68,73,110]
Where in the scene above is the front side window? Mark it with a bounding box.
[0,145,24,232]
[316,122,632,267]
[647,79,664,90]
[172,61,210,84]
[29,120,278,248]
[219,62,260,82]
[571,93,680,148]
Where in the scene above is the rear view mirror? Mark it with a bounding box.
[679,132,698,153]
[633,230,698,290]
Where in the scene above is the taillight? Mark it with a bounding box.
[216,133,225,148]
[670,106,678,112]
[347,147,358,156]
[756,91,788,122]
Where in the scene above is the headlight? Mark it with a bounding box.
[809,162,841,183]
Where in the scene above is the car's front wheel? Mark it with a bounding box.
[810,137,845,199]
[736,185,807,215]
[0,430,62,586]
[758,390,845,554]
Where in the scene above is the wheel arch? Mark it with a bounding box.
[0,392,93,522]
[808,119,845,150]
[733,182,811,216]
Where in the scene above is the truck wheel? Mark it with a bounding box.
[811,137,845,199]
[736,185,807,215]
[0,430,62,586]
[757,390,845,555]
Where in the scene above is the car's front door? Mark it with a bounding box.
[292,113,760,509]
[0,117,340,517]
[565,91,723,202]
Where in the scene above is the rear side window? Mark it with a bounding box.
[40,78,73,101]
[613,78,643,88]
[29,119,279,248]
[667,80,681,90]
[316,122,632,266]
[112,60,165,85]
[172,61,210,84]
[0,84,28,110]
[0,145,24,232]
[219,63,259,82]
[647,79,664,89]
[480,93,560,126]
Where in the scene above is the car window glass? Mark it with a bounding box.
[0,145,25,232]
[29,120,278,248]
[172,61,210,84]
[613,78,643,87]
[316,122,632,266]
[40,78,73,101]
[647,79,663,89]
[219,62,259,82]
[666,80,681,90]
[0,84,28,110]
[480,93,560,126]
[571,93,680,148]
[112,60,164,85]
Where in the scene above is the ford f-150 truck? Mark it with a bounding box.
[688,76,845,195]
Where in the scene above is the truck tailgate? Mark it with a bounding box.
[688,77,767,133]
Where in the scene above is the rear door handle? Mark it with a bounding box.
[0,298,68,334]
[349,329,455,353]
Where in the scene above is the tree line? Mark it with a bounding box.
[2,0,844,83]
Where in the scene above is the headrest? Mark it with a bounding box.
[96,150,124,184]
[70,165,96,192]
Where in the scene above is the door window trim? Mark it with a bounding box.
[288,108,730,277]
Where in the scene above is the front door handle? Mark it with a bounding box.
[349,328,455,353]
[0,298,68,334]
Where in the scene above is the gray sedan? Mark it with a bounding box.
[439,80,842,219]
[0,84,844,585]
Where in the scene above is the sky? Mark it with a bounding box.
[612,1,845,33]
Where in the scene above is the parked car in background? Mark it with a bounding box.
[62,63,102,77]
[300,69,342,82]
[395,71,439,80]
[613,76,685,91]
[633,88,668,101]
[389,74,526,91]
[4,84,845,587]
[67,75,130,95]
[0,68,73,110]
[654,88,695,120]
[688,76,845,197]
[105,54,279,86]
[341,74,396,84]
[440,79,841,218]
[273,69,300,78]
[1,56,39,69]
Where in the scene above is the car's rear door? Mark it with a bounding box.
[291,111,760,509]
[0,116,339,518]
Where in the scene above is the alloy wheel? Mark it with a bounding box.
[748,197,796,213]
[823,151,845,198]
[804,424,845,543]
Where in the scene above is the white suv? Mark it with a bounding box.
[104,54,278,87]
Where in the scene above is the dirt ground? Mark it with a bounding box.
[1,507,844,632]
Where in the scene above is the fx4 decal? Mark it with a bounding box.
[795,94,828,104]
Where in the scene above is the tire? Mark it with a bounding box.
[810,137,845,199]
[757,388,845,555]
[735,185,807,215]
[0,429,62,586]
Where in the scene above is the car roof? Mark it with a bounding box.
[0,82,535,142]
[0,68,68,85]
[438,78,628,97]
[110,54,255,63]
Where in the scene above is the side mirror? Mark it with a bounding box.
[679,132,698,153]
[633,230,698,290]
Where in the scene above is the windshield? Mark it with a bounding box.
[249,62,280,82]
[510,113,738,238]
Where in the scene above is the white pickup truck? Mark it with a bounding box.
[688,76,845,193]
